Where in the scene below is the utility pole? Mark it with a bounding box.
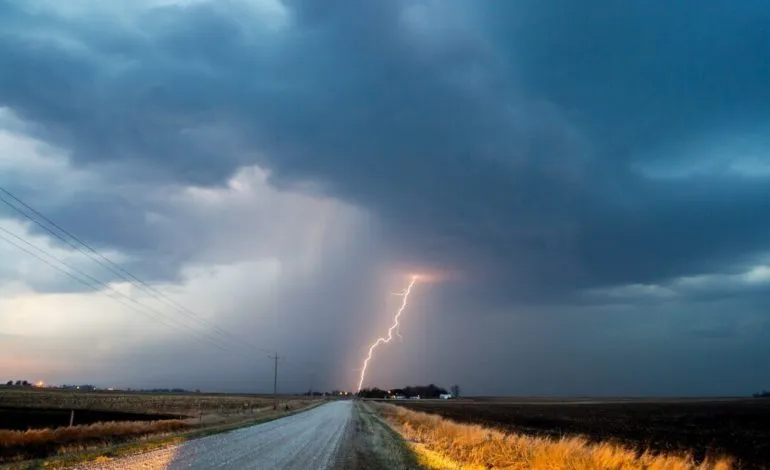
[272,352,279,410]
[309,372,317,397]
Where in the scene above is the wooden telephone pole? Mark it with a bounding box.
[272,352,279,410]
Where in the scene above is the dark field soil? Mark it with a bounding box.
[0,406,177,430]
[397,398,770,469]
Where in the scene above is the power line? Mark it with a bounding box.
[0,185,337,386]
[0,186,273,355]
[0,223,305,394]
[0,227,230,351]
[0,226,230,350]
[0,187,241,343]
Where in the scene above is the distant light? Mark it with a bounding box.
[35,381,45,388]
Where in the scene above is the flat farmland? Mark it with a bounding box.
[0,387,319,464]
[396,398,770,469]
[0,388,286,417]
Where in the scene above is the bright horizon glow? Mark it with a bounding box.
[357,275,419,392]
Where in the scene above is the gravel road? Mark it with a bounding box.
[79,401,353,470]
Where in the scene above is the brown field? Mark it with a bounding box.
[373,402,733,470]
[0,387,287,417]
[394,398,770,469]
[0,387,318,464]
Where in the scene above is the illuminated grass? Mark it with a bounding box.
[373,402,733,470]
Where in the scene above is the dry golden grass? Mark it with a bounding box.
[0,420,189,447]
[0,420,189,460]
[373,402,733,470]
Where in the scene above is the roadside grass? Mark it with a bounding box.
[1,401,323,469]
[372,402,733,470]
[0,420,189,461]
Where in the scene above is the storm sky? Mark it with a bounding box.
[1,0,769,396]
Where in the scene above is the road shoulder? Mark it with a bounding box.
[334,401,421,470]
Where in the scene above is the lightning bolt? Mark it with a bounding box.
[390,289,408,342]
[357,275,418,392]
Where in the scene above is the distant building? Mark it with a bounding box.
[439,393,453,399]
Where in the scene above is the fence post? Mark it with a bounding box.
[69,410,75,427]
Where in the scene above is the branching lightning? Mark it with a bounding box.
[357,275,418,392]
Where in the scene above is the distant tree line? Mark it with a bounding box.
[357,388,388,399]
[302,390,353,396]
[60,384,97,391]
[753,390,770,398]
[5,380,32,387]
[358,384,450,399]
[1,382,200,393]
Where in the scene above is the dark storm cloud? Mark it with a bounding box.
[1,0,770,301]
[482,1,770,154]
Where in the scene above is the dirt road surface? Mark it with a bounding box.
[79,401,354,470]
